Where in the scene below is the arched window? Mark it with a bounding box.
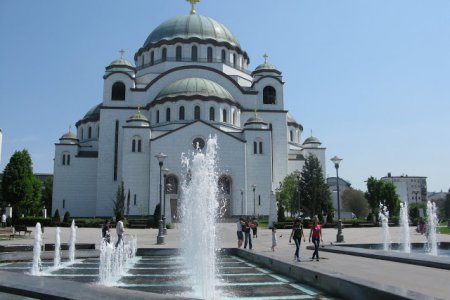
[162,48,167,61]
[156,110,160,123]
[132,139,136,152]
[194,106,200,120]
[209,107,215,121]
[133,194,137,206]
[111,82,125,101]
[290,130,293,142]
[138,139,142,152]
[62,153,71,166]
[132,137,142,152]
[259,141,263,154]
[253,142,257,154]
[192,45,198,61]
[150,51,154,65]
[81,128,84,140]
[165,175,179,194]
[222,109,227,123]
[179,106,185,120]
[233,111,237,125]
[166,108,171,122]
[253,140,263,155]
[221,49,226,62]
[218,176,231,195]
[233,53,237,66]
[88,126,92,139]
[176,46,182,61]
[263,86,276,104]
[207,47,213,62]
[142,54,145,65]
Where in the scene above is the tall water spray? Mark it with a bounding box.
[69,220,76,263]
[378,204,391,251]
[180,136,219,299]
[54,227,61,268]
[31,223,42,275]
[400,202,411,253]
[426,201,438,255]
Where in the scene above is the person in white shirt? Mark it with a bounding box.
[115,218,124,247]
[1,213,6,227]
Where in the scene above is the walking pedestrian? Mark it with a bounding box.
[271,227,277,251]
[1,213,6,228]
[243,218,252,250]
[115,217,124,248]
[251,218,258,238]
[236,217,244,248]
[289,219,305,261]
[309,216,323,261]
[102,219,111,244]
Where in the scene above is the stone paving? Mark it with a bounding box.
[1,223,450,299]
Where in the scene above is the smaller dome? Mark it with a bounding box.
[108,49,134,68]
[303,136,321,145]
[128,108,149,122]
[254,62,278,72]
[244,112,268,127]
[157,78,234,101]
[61,131,77,140]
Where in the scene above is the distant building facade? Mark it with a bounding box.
[327,177,352,215]
[381,174,427,204]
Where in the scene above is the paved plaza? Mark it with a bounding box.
[1,223,449,299]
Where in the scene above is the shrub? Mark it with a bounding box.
[63,211,71,223]
[53,209,60,222]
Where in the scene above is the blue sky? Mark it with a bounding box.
[0,0,449,192]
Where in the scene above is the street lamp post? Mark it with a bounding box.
[162,167,170,235]
[331,155,344,243]
[252,184,256,216]
[413,190,420,218]
[155,152,167,245]
[297,175,301,217]
[240,189,244,215]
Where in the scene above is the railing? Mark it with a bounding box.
[136,56,252,75]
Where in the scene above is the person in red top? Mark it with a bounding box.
[309,216,323,261]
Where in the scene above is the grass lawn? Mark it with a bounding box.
[438,226,450,235]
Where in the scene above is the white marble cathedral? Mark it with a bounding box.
[52,2,326,219]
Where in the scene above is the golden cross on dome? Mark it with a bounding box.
[119,49,125,59]
[187,0,200,15]
[263,53,268,64]
[69,125,72,132]
[137,106,141,115]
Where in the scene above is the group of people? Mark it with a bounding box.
[101,217,124,247]
[238,216,323,262]
[236,217,259,250]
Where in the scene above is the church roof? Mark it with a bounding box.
[254,62,278,72]
[108,57,134,68]
[143,14,241,48]
[303,136,321,145]
[60,131,77,140]
[156,77,234,101]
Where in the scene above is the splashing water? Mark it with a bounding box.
[378,204,391,251]
[54,227,61,268]
[180,135,219,299]
[69,220,77,263]
[30,223,42,275]
[426,201,439,256]
[99,235,137,286]
[400,202,411,253]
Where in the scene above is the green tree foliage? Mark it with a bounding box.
[277,172,300,217]
[444,193,450,219]
[342,188,369,218]
[298,155,332,218]
[1,150,42,219]
[41,177,53,213]
[113,181,126,220]
[365,177,400,217]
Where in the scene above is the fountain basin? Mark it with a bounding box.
[311,242,450,270]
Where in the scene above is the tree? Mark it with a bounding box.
[298,155,332,218]
[277,172,300,217]
[342,188,369,218]
[365,177,400,218]
[1,150,40,220]
[41,177,53,214]
[113,181,125,220]
[444,193,450,219]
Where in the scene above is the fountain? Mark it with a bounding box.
[399,202,411,253]
[30,222,42,275]
[54,227,61,268]
[179,135,219,299]
[426,200,439,256]
[378,204,391,251]
[69,220,77,263]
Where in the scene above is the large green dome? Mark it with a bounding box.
[144,14,240,48]
[157,77,234,101]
